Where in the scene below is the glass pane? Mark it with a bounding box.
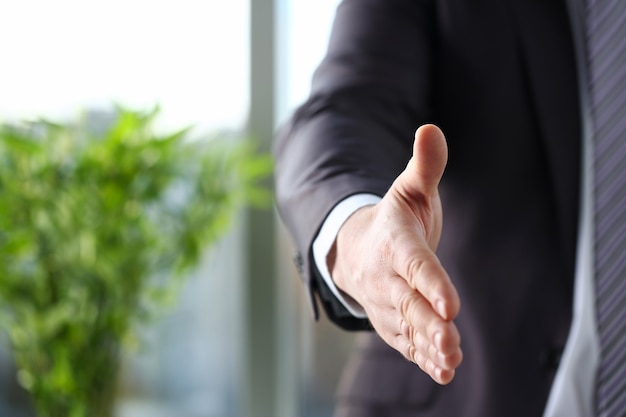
[0,1,250,416]
[276,1,357,416]
[0,0,248,132]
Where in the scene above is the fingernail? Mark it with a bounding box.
[436,299,446,318]
[434,331,443,350]
[438,351,447,366]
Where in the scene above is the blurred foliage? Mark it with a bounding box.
[0,106,272,417]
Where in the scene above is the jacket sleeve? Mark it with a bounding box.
[273,0,437,330]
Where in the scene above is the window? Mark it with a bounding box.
[0,1,354,416]
[0,2,249,416]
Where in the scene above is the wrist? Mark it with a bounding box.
[329,205,374,296]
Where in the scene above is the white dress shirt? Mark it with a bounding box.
[544,0,600,414]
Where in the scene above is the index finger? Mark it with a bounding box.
[391,232,460,321]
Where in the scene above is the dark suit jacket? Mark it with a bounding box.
[274,0,582,415]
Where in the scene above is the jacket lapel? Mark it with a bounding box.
[507,0,582,278]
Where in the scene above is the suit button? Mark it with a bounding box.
[540,347,563,371]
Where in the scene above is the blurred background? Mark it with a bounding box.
[0,0,357,416]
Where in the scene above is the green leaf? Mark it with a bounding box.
[0,104,271,417]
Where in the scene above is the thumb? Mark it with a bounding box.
[397,124,448,198]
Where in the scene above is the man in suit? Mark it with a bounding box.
[274,0,617,415]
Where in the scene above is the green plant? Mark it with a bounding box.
[0,106,271,417]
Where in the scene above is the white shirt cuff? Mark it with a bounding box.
[312,193,382,319]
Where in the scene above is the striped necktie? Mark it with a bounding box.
[586,0,626,415]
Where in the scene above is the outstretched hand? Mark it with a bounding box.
[328,124,462,384]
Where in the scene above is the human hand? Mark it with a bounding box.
[328,124,462,384]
